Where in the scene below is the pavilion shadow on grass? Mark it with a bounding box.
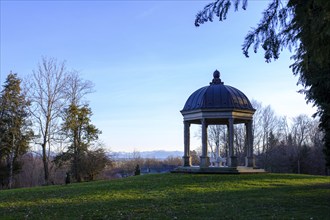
[173,70,265,174]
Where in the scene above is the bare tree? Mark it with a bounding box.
[207,125,227,161]
[262,114,326,175]
[27,57,69,184]
[307,119,326,175]
[250,100,283,169]
[290,114,312,174]
[251,99,263,154]
[260,105,278,154]
[233,124,245,165]
[291,114,312,148]
[65,70,94,106]
[277,116,290,144]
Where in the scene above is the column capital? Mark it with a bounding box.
[183,121,191,126]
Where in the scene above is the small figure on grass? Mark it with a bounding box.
[65,172,71,184]
[134,164,141,176]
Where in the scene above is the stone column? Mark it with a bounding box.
[183,121,191,166]
[200,119,210,168]
[245,120,255,167]
[228,118,237,167]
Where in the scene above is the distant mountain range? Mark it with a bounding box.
[29,149,183,160]
[111,150,183,159]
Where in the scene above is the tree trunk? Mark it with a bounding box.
[74,153,81,182]
[42,116,50,185]
[42,143,49,185]
[8,152,14,189]
[8,134,15,189]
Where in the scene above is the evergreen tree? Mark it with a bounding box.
[55,104,103,182]
[0,73,33,189]
[195,0,330,169]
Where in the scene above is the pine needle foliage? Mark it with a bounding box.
[195,0,330,168]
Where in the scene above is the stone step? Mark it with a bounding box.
[172,166,266,174]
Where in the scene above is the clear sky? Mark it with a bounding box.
[0,1,315,153]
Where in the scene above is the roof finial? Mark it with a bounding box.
[210,69,223,85]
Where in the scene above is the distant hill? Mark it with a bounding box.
[111,150,183,160]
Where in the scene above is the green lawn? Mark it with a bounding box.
[0,173,329,219]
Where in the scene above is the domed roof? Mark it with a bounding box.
[182,70,254,112]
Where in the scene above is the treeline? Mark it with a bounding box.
[0,57,110,189]
[1,151,182,188]
[201,100,327,175]
[1,57,328,189]
[0,57,182,190]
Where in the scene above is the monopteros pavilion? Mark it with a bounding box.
[173,70,265,174]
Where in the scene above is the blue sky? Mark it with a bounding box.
[1,1,315,152]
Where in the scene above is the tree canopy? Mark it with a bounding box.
[0,73,33,188]
[55,104,104,182]
[195,0,330,168]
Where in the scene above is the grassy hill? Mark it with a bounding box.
[0,173,329,219]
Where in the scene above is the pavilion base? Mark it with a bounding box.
[171,166,266,174]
